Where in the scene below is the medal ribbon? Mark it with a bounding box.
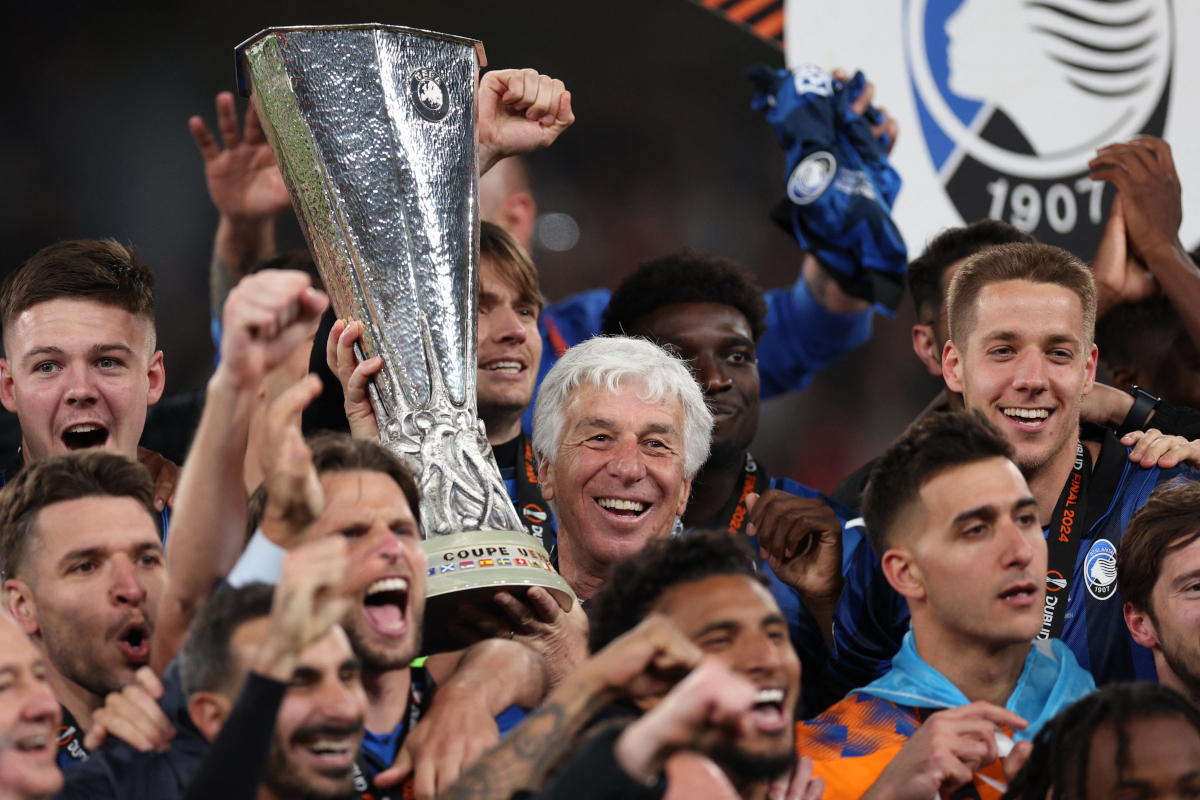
[1040,442,1091,641]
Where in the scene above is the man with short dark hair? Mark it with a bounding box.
[57,417,548,800]
[1117,480,1200,704]
[800,410,1094,800]
[828,241,1200,694]
[437,530,813,800]
[177,537,366,800]
[0,450,164,772]
[0,239,176,510]
[834,141,1200,510]
[829,217,1035,510]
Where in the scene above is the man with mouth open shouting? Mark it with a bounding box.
[436,530,820,800]
[0,240,177,516]
[827,242,1200,694]
[49,270,547,800]
[800,410,1095,800]
[0,450,165,775]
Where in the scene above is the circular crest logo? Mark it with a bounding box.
[1084,538,1118,600]
[903,0,1173,252]
[787,151,837,205]
[409,68,450,122]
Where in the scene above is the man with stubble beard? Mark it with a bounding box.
[0,450,164,773]
[227,373,551,796]
[436,531,821,800]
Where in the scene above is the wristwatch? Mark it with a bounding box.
[1117,385,1161,437]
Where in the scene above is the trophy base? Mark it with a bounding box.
[421,529,576,655]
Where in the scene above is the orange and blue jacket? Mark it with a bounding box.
[796,693,1011,800]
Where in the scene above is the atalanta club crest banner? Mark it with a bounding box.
[784,0,1200,257]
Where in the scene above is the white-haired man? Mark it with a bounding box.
[530,336,713,601]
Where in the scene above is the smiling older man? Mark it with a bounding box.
[0,612,62,800]
[530,336,713,602]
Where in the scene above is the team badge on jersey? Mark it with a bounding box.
[1085,538,1118,600]
[903,0,1173,254]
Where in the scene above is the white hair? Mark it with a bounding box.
[531,336,713,479]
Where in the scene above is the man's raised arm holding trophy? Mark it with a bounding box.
[93,24,586,800]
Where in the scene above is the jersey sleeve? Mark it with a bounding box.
[757,277,873,399]
[824,536,910,697]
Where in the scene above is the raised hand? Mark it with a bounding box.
[746,490,844,611]
[578,614,702,702]
[477,69,574,174]
[1089,136,1183,265]
[260,374,326,550]
[833,69,899,154]
[255,536,351,682]
[217,269,328,392]
[189,92,291,223]
[614,658,758,784]
[1091,194,1157,318]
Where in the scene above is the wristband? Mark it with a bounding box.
[1117,386,1161,437]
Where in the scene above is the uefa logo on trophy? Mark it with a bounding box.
[235,24,574,652]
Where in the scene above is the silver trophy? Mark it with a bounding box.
[236,24,573,651]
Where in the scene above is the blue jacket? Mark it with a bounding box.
[685,468,864,716]
[523,276,872,430]
[55,661,208,799]
[826,427,1199,692]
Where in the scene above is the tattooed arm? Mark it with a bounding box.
[438,615,702,800]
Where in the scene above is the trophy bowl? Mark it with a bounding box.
[235,24,576,654]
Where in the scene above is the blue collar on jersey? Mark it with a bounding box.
[853,631,1095,741]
